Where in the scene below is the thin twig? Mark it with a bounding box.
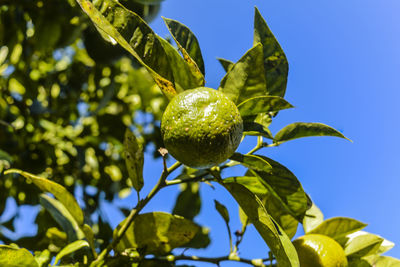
[151,254,273,266]
[93,160,181,264]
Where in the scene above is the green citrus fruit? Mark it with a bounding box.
[161,87,243,169]
[293,234,348,267]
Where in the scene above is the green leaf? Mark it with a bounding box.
[221,182,299,267]
[262,194,298,239]
[172,182,201,220]
[0,245,39,267]
[157,36,204,91]
[54,240,90,265]
[124,129,144,192]
[163,17,205,76]
[364,256,400,267]
[217,58,234,72]
[39,194,85,242]
[274,122,351,144]
[230,153,272,173]
[214,200,230,224]
[243,113,273,139]
[308,217,367,242]
[34,250,51,267]
[302,202,324,233]
[249,156,309,221]
[75,0,178,99]
[114,212,200,255]
[225,177,298,239]
[224,176,269,196]
[4,169,84,226]
[219,43,267,104]
[254,7,289,97]
[182,226,211,249]
[344,232,384,258]
[237,95,293,117]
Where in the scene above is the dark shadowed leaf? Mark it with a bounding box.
[124,129,144,192]
[219,43,267,104]
[249,156,309,221]
[303,202,324,233]
[4,169,84,226]
[243,113,273,139]
[274,122,351,144]
[221,182,299,267]
[157,36,203,91]
[309,217,367,242]
[214,200,230,224]
[114,212,200,255]
[39,194,85,242]
[76,0,178,99]
[163,17,205,76]
[254,7,289,97]
[181,226,211,249]
[230,153,272,173]
[237,95,293,117]
[172,182,201,220]
[54,240,90,265]
[0,245,39,267]
[217,58,234,72]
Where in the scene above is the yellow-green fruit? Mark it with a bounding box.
[293,234,348,267]
[161,87,243,169]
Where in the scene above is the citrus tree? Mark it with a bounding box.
[0,0,399,266]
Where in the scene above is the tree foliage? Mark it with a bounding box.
[0,0,399,266]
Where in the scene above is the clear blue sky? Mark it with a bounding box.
[127,0,400,264]
[5,0,399,265]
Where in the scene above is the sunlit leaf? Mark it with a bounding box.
[237,95,293,117]
[157,36,203,91]
[219,43,267,104]
[344,232,384,258]
[254,7,289,97]
[75,0,178,99]
[163,17,205,76]
[221,182,299,266]
[230,153,272,173]
[0,245,39,267]
[364,255,400,267]
[114,212,200,255]
[54,240,90,265]
[303,202,324,233]
[39,194,85,242]
[4,169,84,226]
[308,217,367,242]
[274,122,351,144]
[34,250,51,267]
[124,129,144,192]
[224,176,268,196]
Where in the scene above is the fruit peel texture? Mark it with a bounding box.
[161,87,243,169]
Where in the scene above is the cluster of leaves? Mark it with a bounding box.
[0,0,167,252]
[1,0,400,266]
